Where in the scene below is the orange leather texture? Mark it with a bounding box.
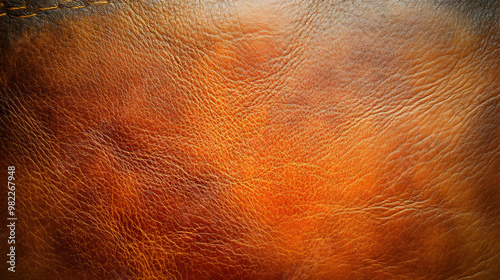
[1,1,499,279]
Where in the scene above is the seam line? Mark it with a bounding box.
[0,1,110,18]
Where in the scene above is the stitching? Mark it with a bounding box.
[0,1,110,18]
[8,6,26,10]
[39,6,58,11]
[18,13,36,18]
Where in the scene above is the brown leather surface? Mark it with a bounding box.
[1,1,499,279]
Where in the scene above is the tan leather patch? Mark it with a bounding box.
[1,0,499,279]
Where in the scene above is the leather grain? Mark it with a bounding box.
[1,0,499,279]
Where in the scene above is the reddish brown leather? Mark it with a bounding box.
[1,1,499,279]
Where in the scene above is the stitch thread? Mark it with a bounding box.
[8,6,26,10]
[18,13,36,18]
[39,6,58,11]
[0,0,110,18]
